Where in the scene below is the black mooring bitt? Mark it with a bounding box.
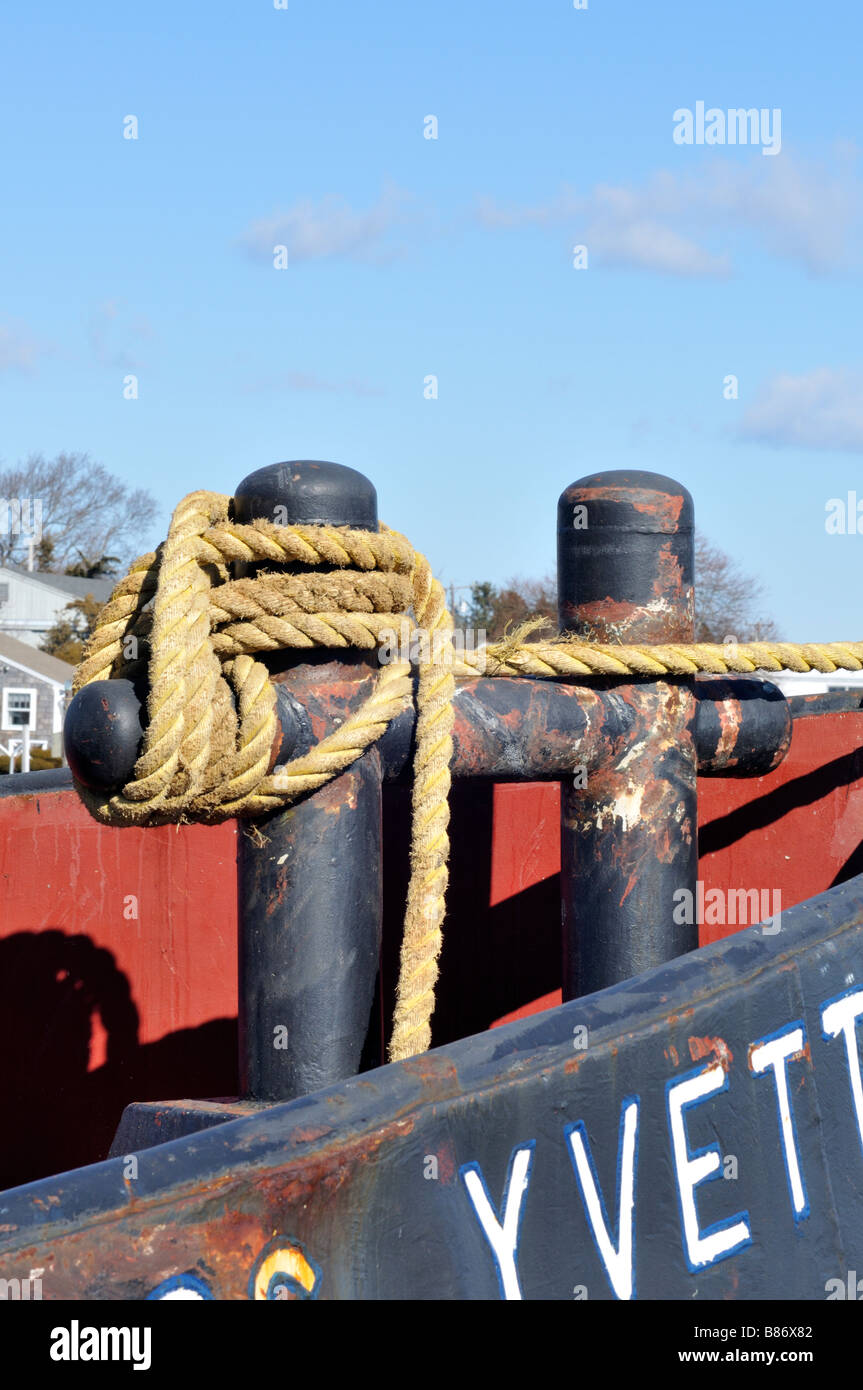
[233,459,378,531]
[234,461,384,1104]
[558,471,699,1001]
[60,459,791,1127]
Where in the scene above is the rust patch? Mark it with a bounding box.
[689,1035,733,1070]
[399,1056,460,1100]
[573,598,649,641]
[435,1143,456,1185]
[630,492,685,526]
[715,696,742,766]
[652,542,689,620]
[569,486,685,529]
[747,1038,811,1072]
[290,1124,336,1145]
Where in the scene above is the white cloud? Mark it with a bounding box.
[476,148,861,277]
[739,368,863,453]
[237,186,412,265]
[592,217,730,277]
[0,322,47,372]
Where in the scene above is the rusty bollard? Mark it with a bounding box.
[233,461,384,1102]
[63,460,791,1157]
[65,461,388,1146]
[557,471,699,998]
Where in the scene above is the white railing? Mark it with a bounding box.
[0,729,50,773]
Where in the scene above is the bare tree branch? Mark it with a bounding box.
[464,539,776,646]
[694,533,777,642]
[0,452,158,571]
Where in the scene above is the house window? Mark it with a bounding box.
[2,687,37,730]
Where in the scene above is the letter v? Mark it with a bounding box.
[460,1143,535,1299]
[565,1097,639,1299]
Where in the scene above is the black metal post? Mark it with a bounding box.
[557,470,699,999]
[233,461,384,1102]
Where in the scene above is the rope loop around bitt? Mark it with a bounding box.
[72,488,863,1059]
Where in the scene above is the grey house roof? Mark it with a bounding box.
[15,571,115,603]
[0,632,75,685]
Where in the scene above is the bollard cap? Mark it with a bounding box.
[557,469,694,642]
[234,460,378,530]
[559,470,693,534]
[64,680,145,791]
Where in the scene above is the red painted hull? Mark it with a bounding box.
[1,706,860,1186]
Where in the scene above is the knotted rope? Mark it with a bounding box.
[72,488,863,1060]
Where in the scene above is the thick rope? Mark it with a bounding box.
[72,488,863,1061]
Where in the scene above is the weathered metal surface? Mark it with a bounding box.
[66,677,287,795]
[0,766,73,796]
[694,677,791,776]
[563,681,699,999]
[63,669,793,795]
[238,741,383,1103]
[380,675,790,782]
[233,457,378,531]
[234,464,384,1105]
[109,1099,266,1155]
[789,689,863,719]
[557,471,695,641]
[1,870,862,1299]
[63,679,146,792]
[559,472,699,1000]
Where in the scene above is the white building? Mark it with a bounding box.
[0,632,74,758]
[0,567,114,650]
[770,669,863,699]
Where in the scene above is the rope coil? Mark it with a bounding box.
[72,488,863,1060]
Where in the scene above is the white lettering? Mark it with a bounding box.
[668,1065,751,1268]
[565,1099,638,1300]
[822,990,863,1155]
[460,1145,534,1300]
[749,1027,808,1218]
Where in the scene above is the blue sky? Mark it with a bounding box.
[1,0,862,637]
